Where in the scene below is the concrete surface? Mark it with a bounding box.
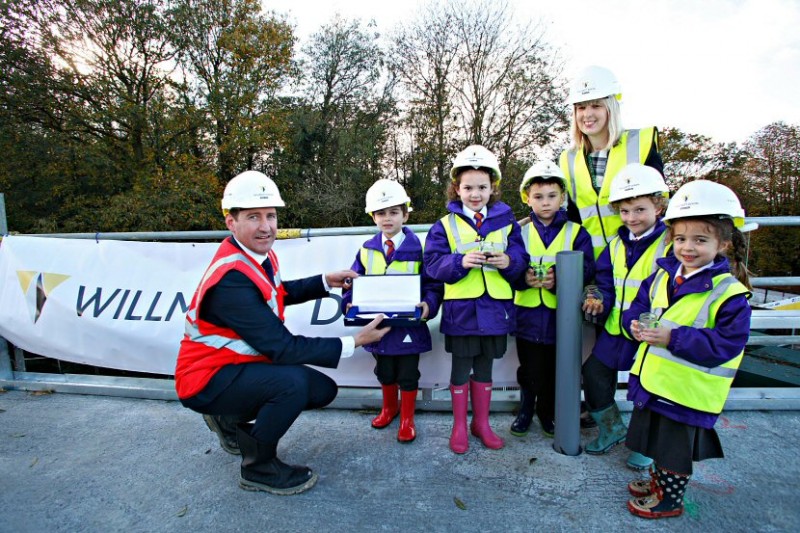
[0,389,798,533]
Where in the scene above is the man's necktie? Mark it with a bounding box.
[261,259,275,284]
[385,239,395,261]
[474,213,484,229]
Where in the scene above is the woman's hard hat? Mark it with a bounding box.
[608,163,669,203]
[221,171,285,215]
[519,161,565,203]
[450,145,502,183]
[566,65,622,105]
[365,179,412,214]
[663,179,745,227]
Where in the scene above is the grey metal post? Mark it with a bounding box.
[0,193,7,235]
[0,336,12,380]
[553,250,583,456]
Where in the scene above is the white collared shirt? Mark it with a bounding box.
[462,205,488,226]
[675,261,715,281]
[628,224,657,242]
[383,231,405,254]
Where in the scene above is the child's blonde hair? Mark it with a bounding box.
[570,96,623,152]
[611,194,669,214]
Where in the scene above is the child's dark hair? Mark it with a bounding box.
[672,216,752,289]
[447,167,502,204]
[372,204,409,216]
[526,176,566,193]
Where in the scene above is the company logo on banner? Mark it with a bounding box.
[75,285,189,321]
[16,271,70,323]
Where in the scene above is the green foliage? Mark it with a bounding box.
[660,124,799,276]
[273,17,394,229]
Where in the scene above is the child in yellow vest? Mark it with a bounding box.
[623,180,751,519]
[510,161,594,437]
[341,180,443,443]
[581,163,670,471]
[424,145,529,454]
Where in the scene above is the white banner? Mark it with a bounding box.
[0,234,522,387]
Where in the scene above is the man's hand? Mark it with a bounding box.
[326,270,358,289]
[354,315,391,347]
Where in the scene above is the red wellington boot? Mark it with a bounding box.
[372,384,399,429]
[397,390,418,442]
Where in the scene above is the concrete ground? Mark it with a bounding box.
[0,389,798,533]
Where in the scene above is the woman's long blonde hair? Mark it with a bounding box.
[569,95,623,153]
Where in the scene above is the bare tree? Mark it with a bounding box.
[389,0,568,217]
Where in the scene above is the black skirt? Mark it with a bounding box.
[626,407,724,475]
[445,334,507,359]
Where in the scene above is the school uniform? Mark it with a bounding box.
[512,210,594,424]
[623,254,752,474]
[583,219,669,411]
[424,200,529,340]
[341,227,443,390]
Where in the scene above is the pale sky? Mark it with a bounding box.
[264,0,800,144]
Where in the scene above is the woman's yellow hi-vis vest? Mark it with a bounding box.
[559,127,657,259]
[359,247,420,275]
[605,233,669,336]
[441,213,512,300]
[631,270,749,414]
[514,221,579,309]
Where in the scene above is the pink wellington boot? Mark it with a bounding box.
[449,383,469,454]
[469,378,504,450]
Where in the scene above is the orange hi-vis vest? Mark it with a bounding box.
[174,238,286,399]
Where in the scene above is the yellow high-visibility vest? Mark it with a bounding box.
[559,127,657,258]
[604,232,669,336]
[630,270,749,414]
[514,221,579,309]
[359,247,420,275]
[441,213,512,300]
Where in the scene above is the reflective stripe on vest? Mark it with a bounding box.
[515,221,578,309]
[184,247,282,359]
[604,232,669,336]
[631,272,749,413]
[360,247,420,275]
[441,213,512,300]
[560,127,656,259]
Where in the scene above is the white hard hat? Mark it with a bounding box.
[519,161,565,203]
[450,145,502,183]
[221,170,285,215]
[663,179,745,228]
[566,65,622,105]
[365,179,412,214]
[608,163,669,203]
